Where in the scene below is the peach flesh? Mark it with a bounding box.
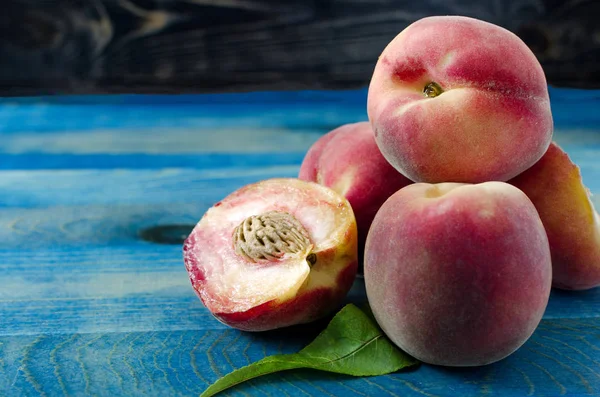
[367,15,553,183]
[509,142,600,290]
[183,178,358,331]
[364,182,552,366]
[299,122,412,264]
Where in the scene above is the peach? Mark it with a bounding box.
[183,178,358,331]
[509,142,600,290]
[367,16,553,183]
[299,122,413,263]
[364,182,552,366]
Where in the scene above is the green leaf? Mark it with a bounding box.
[200,304,419,397]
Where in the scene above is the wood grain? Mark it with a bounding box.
[0,319,598,396]
[0,0,599,95]
[0,166,598,248]
[0,87,598,396]
[0,245,598,334]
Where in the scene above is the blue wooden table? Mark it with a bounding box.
[0,87,599,396]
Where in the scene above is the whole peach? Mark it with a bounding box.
[184,178,358,331]
[364,182,552,366]
[367,16,553,183]
[509,142,600,290]
[299,122,412,262]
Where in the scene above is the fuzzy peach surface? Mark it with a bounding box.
[510,142,600,290]
[299,122,412,259]
[183,178,358,331]
[364,182,552,366]
[367,15,553,183]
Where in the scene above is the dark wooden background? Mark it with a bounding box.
[1,0,598,96]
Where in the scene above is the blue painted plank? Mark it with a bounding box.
[0,153,307,171]
[0,156,597,209]
[0,204,201,248]
[0,318,598,397]
[0,167,300,208]
[0,127,326,154]
[0,245,597,336]
[1,192,599,249]
[0,128,593,172]
[0,100,365,134]
[0,86,596,133]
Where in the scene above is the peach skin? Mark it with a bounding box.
[364,182,552,366]
[510,142,600,290]
[299,122,412,266]
[367,15,553,183]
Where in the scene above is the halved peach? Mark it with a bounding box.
[183,178,358,331]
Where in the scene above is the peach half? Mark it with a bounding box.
[364,182,552,366]
[183,178,358,331]
[367,15,553,183]
[510,142,600,290]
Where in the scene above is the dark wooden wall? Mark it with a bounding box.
[1,0,599,96]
